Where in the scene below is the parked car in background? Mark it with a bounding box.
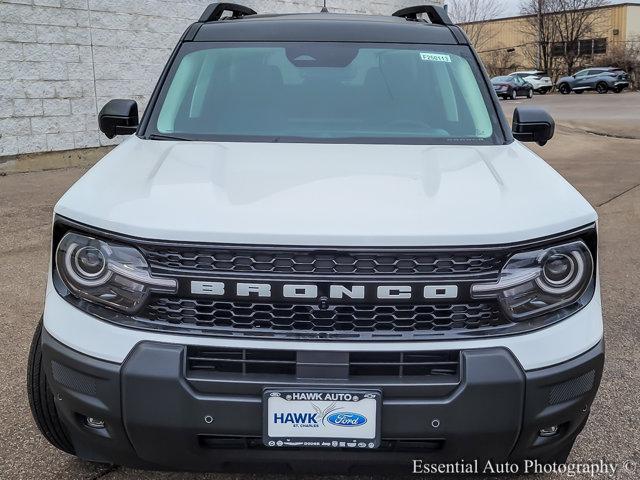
[511,70,553,94]
[491,75,534,100]
[557,67,630,94]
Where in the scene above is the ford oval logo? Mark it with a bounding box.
[326,412,367,427]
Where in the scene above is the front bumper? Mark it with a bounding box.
[42,328,604,474]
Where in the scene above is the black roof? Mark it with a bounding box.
[192,13,461,44]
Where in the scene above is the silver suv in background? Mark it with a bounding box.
[557,67,630,94]
[511,71,553,94]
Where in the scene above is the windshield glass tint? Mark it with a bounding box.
[150,42,498,144]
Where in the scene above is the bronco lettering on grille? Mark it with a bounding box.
[191,281,458,300]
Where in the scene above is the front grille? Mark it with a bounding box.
[189,348,297,375]
[142,245,503,276]
[349,351,459,377]
[187,347,460,378]
[144,297,508,339]
[136,243,510,340]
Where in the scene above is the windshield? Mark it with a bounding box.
[147,42,501,145]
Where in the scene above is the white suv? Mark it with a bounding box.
[28,3,603,474]
[511,70,554,94]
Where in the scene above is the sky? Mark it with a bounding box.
[497,0,640,17]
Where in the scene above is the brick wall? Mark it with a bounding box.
[0,0,439,157]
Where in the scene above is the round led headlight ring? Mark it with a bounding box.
[536,250,586,295]
[542,253,576,286]
[64,242,111,287]
[74,246,107,278]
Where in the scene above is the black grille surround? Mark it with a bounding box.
[52,216,599,341]
[136,243,515,340]
[141,245,504,276]
[143,297,508,340]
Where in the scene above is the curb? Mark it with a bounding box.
[556,123,640,140]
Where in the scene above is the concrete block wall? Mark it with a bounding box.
[0,0,438,157]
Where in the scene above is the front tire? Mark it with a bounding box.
[559,83,571,94]
[27,319,75,455]
[527,88,533,99]
[510,89,517,100]
[596,82,608,94]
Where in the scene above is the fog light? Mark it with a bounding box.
[86,417,105,429]
[539,425,559,437]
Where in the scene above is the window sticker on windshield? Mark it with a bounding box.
[420,52,451,63]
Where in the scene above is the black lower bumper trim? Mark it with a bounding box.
[41,330,604,473]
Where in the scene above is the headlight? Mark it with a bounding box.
[56,232,177,313]
[471,240,594,321]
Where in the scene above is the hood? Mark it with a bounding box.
[55,136,596,246]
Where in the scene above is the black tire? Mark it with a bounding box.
[613,86,624,93]
[527,88,533,99]
[538,88,548,95]
[596,82,608,94]
[510,89,517,100]
[559,83,571,94]
[27,319,75,455]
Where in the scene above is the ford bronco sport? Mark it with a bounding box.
[28,3,604,474]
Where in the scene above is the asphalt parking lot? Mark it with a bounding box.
[1,92,639,479]
[500,90,640,140]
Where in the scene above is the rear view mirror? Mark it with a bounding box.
[512,107,555,146]
[98,99,139,139]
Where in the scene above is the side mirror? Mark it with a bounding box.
[512,107,555,146]
[98,99,138,139]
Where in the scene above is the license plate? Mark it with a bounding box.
[263,389,381,449]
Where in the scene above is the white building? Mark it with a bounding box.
[0,1,441,157]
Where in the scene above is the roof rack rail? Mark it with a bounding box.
[199,2,257,22]
[392,5,453,26]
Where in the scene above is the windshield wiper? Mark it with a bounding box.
[148,133,192,141]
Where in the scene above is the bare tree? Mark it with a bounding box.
[483,48,519,77]
[601,37,640,89]
[519,0,559,74]
[448,0,504,51]
[549,0,610,75]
